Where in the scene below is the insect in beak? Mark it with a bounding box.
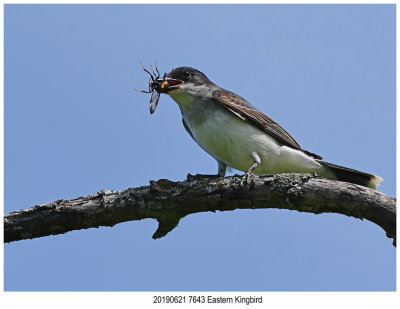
[158,78,184,92]
[135,62,166,114]
[136,63,184,113]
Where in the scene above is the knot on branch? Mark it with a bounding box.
[150,179,178,193]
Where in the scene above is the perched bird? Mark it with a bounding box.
[152,66,382,189]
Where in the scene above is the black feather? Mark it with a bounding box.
[317,160,380,189]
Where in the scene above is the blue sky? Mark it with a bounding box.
[4,4,395,291]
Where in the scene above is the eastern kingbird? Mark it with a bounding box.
[147,66,382,189]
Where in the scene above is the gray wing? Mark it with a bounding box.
[212,89,322,159]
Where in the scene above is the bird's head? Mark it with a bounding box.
[156,67,214,95]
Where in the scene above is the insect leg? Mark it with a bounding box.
[135,89,151,93]
[140,62,155,81]
[151,65,156,76]
[154,62,160,78]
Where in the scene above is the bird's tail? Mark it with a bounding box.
[317,160,383,190]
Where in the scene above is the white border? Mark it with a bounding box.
[1,1,398,308]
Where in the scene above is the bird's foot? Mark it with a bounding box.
[240,171,255,188]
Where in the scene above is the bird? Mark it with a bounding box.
[152,66,382,189]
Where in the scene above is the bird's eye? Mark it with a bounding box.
[182,71,191,80]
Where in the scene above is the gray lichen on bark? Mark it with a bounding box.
[4,173,396,246]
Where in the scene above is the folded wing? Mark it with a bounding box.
[212,88,322,159]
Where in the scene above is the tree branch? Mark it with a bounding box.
[4,173,396,246]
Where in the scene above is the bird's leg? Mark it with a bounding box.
[217,160,227,177]
[240,152,261,187]
[187,160,227,181]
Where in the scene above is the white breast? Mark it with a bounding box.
[170,89,325,176]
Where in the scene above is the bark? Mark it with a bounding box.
[4,173,396,246]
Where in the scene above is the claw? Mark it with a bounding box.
[240,171,255,187]
[240,153,260,187]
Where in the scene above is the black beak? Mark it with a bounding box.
[155,78,184,93]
